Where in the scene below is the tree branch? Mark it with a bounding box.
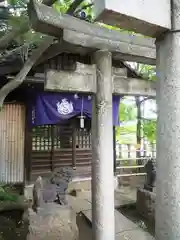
[66,0,85,14]
[42,0,57,6]
[138,117,156,121]
[140,96,156,104]
[0,23,30,51]
[0,0,85,107]
[0,36,54,108]
[75,3,93,14]
[0,0,57,51]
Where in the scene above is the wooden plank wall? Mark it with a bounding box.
[31,149,92,171]
[0,104,25,183]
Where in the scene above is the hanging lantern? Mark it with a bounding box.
[80,115,85,128]
[78,96,85,128]
[77,115,86,128]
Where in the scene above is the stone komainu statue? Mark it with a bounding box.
[29,168,78,240]
[50,167,73,204]
[144,158,156,192]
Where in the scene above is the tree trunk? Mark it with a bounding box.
[0,36,54,107]
[42,0,57,6]
[66,0,85,14]
[135,96,142,168]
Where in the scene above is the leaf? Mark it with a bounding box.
[53,0,72,13]
[119,100,137,122]
[142,119,156,143]
[7,0,28,8]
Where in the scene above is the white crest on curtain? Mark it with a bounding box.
[57,99,74,115]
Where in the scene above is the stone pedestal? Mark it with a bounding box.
[30,174,79,240]
[136,188,155,223]
[27,204,78,240]
[136,188,155,235]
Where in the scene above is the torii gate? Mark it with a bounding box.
[28,0,177,239]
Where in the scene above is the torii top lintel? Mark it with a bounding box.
[28,0,156,65]
[94,0,171,38]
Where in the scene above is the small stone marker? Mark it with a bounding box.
[144,159,156,192]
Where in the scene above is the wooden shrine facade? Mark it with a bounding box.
[0,43,155,184]
[2,51,154,183]
[30,119,92,180]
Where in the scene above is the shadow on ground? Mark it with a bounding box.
[77,213,92,240]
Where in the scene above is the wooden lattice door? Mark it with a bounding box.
[31,124,73,179]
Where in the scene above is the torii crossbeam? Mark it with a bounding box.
[28,0,156,65]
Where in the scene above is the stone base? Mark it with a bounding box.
[136,188,155,227]
[27,203,79,240]
[118,175,146,188]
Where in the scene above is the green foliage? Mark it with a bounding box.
[135,63,157,143]
[0,185,19,202]
[7,0,28,9]
[119,101,137,122]
[116,98,137,143]
[116,124,136,143]
[53,0,72,13]
[143,119,156,143]
[136,63,156,81]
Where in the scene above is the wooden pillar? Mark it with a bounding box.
[113,126,116,174]
[156,1,180,238]
[92,50,115,240]
[72,121,77,169]
[50,125,55,171]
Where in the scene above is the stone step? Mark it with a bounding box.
[82,209,154,240]
[116,228,155,240]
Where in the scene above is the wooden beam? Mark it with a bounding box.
[28,0,156,64]
[72,121,77,169]
[113,126,116,174]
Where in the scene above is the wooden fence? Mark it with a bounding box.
[116,143,156,177]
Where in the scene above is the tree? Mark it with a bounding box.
[116,97,137,143]
[0,0,93,108]
[143,119,156,144]
[134,63,157,145]
[119,100,137,122]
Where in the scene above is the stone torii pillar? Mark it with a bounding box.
[92,50,115,240]
[156,1,180,239]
